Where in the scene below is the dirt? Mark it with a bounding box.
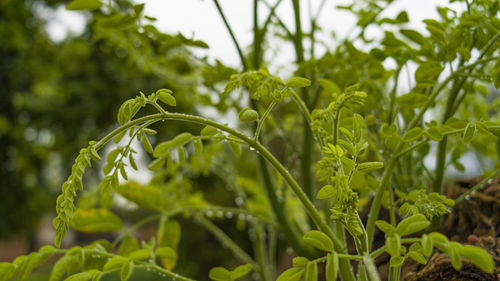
[401,177,500,281]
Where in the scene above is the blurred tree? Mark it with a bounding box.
[0,0,207,246]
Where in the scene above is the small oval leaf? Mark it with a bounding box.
[402,127,424,142]
[396,214,430,236]
[459,245,494,274]
[286,77,311,88]
[303,231,334,252]
[71,208,123,233]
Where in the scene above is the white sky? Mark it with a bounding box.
[48,0,464,70]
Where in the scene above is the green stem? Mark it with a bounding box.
[388,66,402,124]
[388,266,401,281]
[196,216,258,268]
[364,254,381,281]
[212,0,248,70]
[254,100,277,140]
[253,223,273,281]
[291,0,304,63]
[94,112,354,279]
[455,168,500,204]
[366,158,397,249]
[253,0,260,69]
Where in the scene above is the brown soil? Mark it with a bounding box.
[402,177,500,281]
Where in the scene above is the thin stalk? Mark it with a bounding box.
[253,223,273,281]
[254,100,277,140]
[253,0,260,69]
[268,226,277,278]
[455,168,500,204]
[291,0,304,63]
[196,216,258,268]
[261,0,294,40]
[366,158,397,249]
[388,66,402,124]
[212,0,248,70]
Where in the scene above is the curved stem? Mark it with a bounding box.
[93,112,354,279]
[254,100,277,140]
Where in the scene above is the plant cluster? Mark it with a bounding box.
[1,0,500,281]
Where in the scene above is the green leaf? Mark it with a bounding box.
[0,263,15,281]
[397,93,429,109]
[142,135,153,154]
[229,142,241,158]
[429,232,449,252]
[357,162,384,173]
[70,208,123,233]
[304,262,318,281]
[201,126,218,136]
[104,257,129,271]
[316,185,335,200]
[117,100,141,125]
[193,138,203,154]
[375,220,396,235]
[459,245,494,274]
[462,123,476,144]
[148,158,165,171]
[317,79,341,94]
[120,261,133,281]
[402,127,424,142]
[408,251,427,264]
[119,235,139,257]
[303,230,334,252]
[415,61,443,86]
[230,264,253,280]
[386,234,401,257]
[50,255,78,281]
[292,257,309,268]
[155,247,177,268]
[89,146,101,162]
[325,253,338,281]
[128,154,138,170]
[400,29,425,45]
[158,219,181,249]
[448,242,462,270]
[424,127,443,141]
[127,249,151,261]
[157,92,176,107]
[209,267,231,281]
[66,0,102,10]
[421,234,433,256]
[64,272,92,281]
[276,268,304,281]
[396,214,430,236]
[238,108,259,122]
[286,77,311,88]
[153,141,173,157]
[389,256,405,267]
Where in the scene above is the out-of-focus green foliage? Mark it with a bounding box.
[0,0,207,239]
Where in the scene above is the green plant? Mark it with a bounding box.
[2,0,500,280]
